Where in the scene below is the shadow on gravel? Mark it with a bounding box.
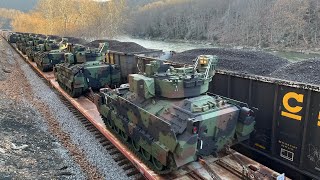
[0,94,84,179]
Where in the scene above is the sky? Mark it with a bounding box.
[0,0,38,12]
[0,0,113,12]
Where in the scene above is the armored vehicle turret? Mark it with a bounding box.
[34,41,81,72]
[33,37,68,64]
[8,32,20,43]
[25,37,46,59]
[95,55,256,173]
[54,43,121,97]
[16,34,35,54]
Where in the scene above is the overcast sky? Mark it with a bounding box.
[0,0,38,12]
[0,0,114,12]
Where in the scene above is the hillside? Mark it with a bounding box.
[127,0,320,50]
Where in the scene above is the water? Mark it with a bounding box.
[114,36,217,52]
[114,36,320,62]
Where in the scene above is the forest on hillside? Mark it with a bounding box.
[2,0,126,38]
[127,0,320,49]
[1,0,320,49]
[0,8,22,29]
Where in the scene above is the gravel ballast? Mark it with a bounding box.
[1,38,131,179]
[169,48,290,76]
[0,39,86,179]
[0,95,86,179]
[17,51,130,179]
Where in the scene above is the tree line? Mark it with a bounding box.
[127,0,320,49]
[0,8,22,29]
[10,0,126,39]
[0,0,319,49]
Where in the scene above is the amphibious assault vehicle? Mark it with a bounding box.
[54,43,121,97]
[95,55,256,173]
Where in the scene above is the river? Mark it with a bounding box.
[114,36,320,62]
[115,36,216,52]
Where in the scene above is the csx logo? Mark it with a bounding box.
[281,92,304,121]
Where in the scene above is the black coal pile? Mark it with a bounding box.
[170,48,290,76]
[37,34,47,39]
[269,59,320,85]
[64,36,88,45]
[86,40,150,53]
[48,35,62,42]
[85,40,119,48]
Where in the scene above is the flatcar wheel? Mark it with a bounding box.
[131,139,140,152]
[141,148,151,161]
[120,131,128,142]
[152,156,164,171]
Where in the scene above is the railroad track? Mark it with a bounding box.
[4,36,289,180]
[4,38,145,180]
[59,94,144,179]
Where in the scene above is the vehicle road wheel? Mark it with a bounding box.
[120,131,128,142]
[131,139,140,152]
[104,117,113,129]
[114,125,120,134]
[141,148,151,161]
[152,156,164,171]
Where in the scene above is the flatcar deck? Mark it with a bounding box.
[7,38,288,180]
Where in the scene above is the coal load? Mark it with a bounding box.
[170,48,290,76]
[37,34,47,39]
[86,40,150,53]
[270,59,320,85]
[47,35,62,42]
[64,37,88,45]
[85,40,119,48]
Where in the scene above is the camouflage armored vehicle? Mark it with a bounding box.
[32,38,68,64]
[16,34,32,52]
[35,43,85,72]
[31,39,62,61]
[54,43,121,97]
[95,55,256,173]
[8,32,20,43]
[16,34,39,54]
[25,37,46,58]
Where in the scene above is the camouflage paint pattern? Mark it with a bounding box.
[25,38,45,60]
[16,34,35,54]
[34,43,84,72]
[54,43,121,97]
[96,55,256,173]
[34,39,67,68]
[8,33,20,43]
